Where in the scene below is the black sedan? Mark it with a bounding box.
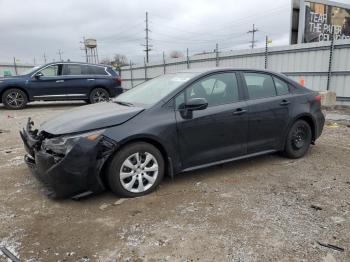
[20,68,325,199]
[0,62,123,109]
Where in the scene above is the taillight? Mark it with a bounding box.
[114,76,122,85]
[315,95,321,102]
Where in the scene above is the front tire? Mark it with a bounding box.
[2,88,28,109]
[89,88,110,103]
[283,120,312,159]
[107,142,165,197]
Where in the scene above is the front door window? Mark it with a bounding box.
[39,65,59,77]
[176,72,239,109]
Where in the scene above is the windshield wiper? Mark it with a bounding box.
[114,101,134,107]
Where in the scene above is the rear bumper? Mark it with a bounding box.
[20,120,116,199]
[315,110,325,139]
[109,86,123,98]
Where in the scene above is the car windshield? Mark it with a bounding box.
[20,65,42,75]
[115,72,198,106]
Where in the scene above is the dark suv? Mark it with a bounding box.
[0,62,123,109]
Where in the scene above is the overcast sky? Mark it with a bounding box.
[0,0,349,65]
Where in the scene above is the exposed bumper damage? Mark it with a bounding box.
[20,118,116,199]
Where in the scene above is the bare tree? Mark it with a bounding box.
[100,54,128,68]
[169,50,184,58]
[112,54,128,67]
[100,57,112,65]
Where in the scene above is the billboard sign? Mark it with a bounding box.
[291,0,350,44]
[304,1,350,42]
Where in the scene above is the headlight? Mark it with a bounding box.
[42,129,105,155]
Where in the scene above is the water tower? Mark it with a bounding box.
[84,38,99,64]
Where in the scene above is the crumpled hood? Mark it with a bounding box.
[40,102,144,135]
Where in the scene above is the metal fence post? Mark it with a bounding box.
[215,43,219,67]
[163,52,166,74]
[186,48,190,69]
[130,60,134,88]
[326,33,335,91]
[13,57,18,75]
[265,36,268,69]
[144,57,147,81]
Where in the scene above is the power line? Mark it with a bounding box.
[98,21,144,41]
[150,5,287,36]
[151,31,247,43]
[247,24,258,49]
[96,5,288,51]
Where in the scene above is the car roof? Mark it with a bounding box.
[44,61,111,68]
[173,67,302,89]
[176,67,291,82]
[176,67,280,75]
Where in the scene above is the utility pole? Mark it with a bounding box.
[186,48,190,69]
[247,24,258,49]
[215,43,219,67]
[162,52,166,74]
[130,60,134,88]
[81,37,88,63]
[143,11,152,63]
[57,49,63,61]
[13,57,18,75]
[96,46,99,64]
[43,53,47,64]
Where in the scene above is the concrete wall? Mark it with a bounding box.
[120,39,350,102]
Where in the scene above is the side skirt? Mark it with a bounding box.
[181,149,277,173]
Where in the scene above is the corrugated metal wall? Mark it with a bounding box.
[0,63,34,77]
[121,39,350,100]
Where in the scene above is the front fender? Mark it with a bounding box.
[108,133,181,176]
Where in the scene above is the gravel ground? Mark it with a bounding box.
[0,102,349,262]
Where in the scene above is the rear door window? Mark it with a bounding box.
[88,66,108,75]
[273,77,290,96]
[107,67,119,76]
[62,64,87,75]
[243,73,276,99]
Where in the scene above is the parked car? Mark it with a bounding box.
[20,68,325,199]
[0,62,123,109]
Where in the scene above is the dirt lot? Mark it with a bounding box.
[0,102,349,262]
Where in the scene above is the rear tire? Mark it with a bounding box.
[283,120,312,159]
[2,88,28,109]
[107,142,164,197]
[89,88,110,103]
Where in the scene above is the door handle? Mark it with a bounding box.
[280,99,290,106]
[87,79,95,81]
[233,108,247,115]
[56,80,64,83]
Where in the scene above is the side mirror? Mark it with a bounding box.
[185,98,208,111]
[34,72,43,79]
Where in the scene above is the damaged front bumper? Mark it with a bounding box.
[20,118,117,199]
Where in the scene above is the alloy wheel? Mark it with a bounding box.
[6,91,25,108]
[119,152,159,193]
[92,89,108,103]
